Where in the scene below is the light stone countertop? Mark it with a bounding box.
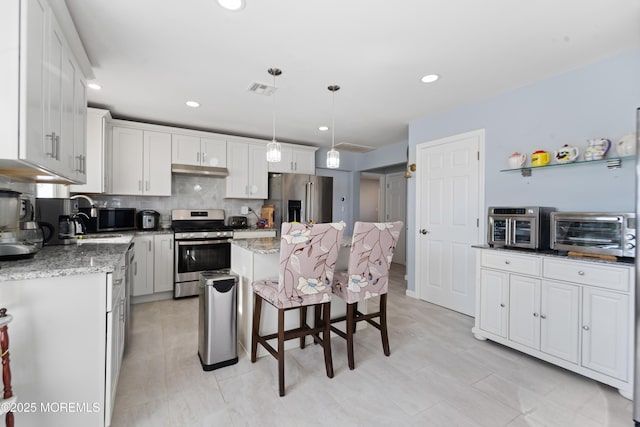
[232,236,352,255]
[0,242,132,282]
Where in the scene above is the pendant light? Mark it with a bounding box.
[266,68,282,163]
[326,85,340,169]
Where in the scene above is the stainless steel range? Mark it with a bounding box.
[172,209,233,298]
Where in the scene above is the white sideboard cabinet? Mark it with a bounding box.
[472,248,634,399]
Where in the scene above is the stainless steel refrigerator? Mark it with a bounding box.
[266,173,333,231]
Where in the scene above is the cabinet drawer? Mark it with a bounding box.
[543,258,630,292]
[481,250,541,276]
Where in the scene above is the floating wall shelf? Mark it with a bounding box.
[500,156,635,177]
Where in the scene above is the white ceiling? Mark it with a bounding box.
[64,0,640,151]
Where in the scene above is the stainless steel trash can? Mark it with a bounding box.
[198,270,239,371]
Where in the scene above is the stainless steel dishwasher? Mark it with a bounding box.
[198,270,238,370]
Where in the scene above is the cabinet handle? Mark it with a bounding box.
[499,303,505,308]
[75,155,82,172]
[138,180,142,191]
[45,132,56,157]
[582,325,590,331]
[197,152,201,163]
[578,271,585,276]
[82,155,86,173]
[533,312,539,317]
[134,261,137,275]
[504,260,510,264]
[55,135,60,160]
[202,152,207,164]
[540,314,547,319]
[148,240,152,251]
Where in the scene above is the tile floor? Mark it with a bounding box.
[112,264,633,426]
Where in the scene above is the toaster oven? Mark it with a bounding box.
[550,212,636,258]
[487,207,556,250]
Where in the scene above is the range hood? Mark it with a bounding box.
[171,163,228,177]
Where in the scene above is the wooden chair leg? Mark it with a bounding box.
[322,302,334,378]
[346,302,356,370]
[313,304,322,344]
[300,306,307,349]
[380,294,390,356]
[251,294,262,363]
[278,308,286,396]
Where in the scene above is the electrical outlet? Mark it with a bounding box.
[240,206,249,215]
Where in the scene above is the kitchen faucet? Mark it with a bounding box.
[70,194,98,218]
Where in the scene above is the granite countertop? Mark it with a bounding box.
[232,236,352,255]
[472,244,634,266]
[0,242,132,282]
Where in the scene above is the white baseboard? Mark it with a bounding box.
[405,289,417,299]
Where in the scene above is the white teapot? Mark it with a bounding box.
[507,152,526,169]
[553,144,579,163]
[584,138,611,161]
[616,134,636,157]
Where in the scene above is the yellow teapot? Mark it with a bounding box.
[531,150,551,167]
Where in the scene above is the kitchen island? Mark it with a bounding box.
[0,239,132,427]
[231,237,357,358]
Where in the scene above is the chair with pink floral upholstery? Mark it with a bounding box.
[330,221,402,370]
[251,221,345,396]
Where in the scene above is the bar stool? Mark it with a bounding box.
[330,221,402,369]
[1,308,15,427]
[251,221,345,396]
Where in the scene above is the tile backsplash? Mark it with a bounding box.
[74,175,265,227]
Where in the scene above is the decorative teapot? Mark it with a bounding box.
[584,138,611,161]
[553,144,579,164]
[616,134,636,157]
[531,150,551,167]
[507,152,527,169]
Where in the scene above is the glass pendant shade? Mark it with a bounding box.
[326,147,340,169]
[266,67,282,163]
[266,140,281,162]
[326,84,341,169]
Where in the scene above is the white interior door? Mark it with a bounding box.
[415,129,484,315]
[385,172,406,265]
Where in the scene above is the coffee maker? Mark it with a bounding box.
[0,189,39,259]
[36,198,86,245]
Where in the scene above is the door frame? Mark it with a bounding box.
[414,128,486,302]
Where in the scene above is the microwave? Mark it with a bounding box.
[550,212,636,258]
[79,207,136,232]
[487,207,556,250]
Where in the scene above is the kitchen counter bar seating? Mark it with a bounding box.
[251,221,345,396]
[330,221,402,369]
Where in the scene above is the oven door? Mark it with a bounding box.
[488,215,537,249]
[551,214,627,256]
[174,239,231,284]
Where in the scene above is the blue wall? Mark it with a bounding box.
[407,48,640,293]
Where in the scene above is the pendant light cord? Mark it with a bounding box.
[272,71,277,142]
[331,89,335,149]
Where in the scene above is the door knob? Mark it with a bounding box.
[420,229,429,235]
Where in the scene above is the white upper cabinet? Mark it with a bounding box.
[111,125,171,196]
[268,143,317,174]
[70,108,111,193]
[226,141,268,199]
[0,0,89,183]
[172,134,227,167]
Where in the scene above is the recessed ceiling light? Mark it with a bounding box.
[87,82,102,90]
[318,126,329,132]
[421,74,439,83]
[217,0,245,11]
[186,101,200,108]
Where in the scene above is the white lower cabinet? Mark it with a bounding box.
[473,249,634,398]
[132,234,174,297]
[153,233,174,292]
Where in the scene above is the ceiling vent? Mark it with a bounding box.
[333,142,376,153]
[247,81,277,96]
